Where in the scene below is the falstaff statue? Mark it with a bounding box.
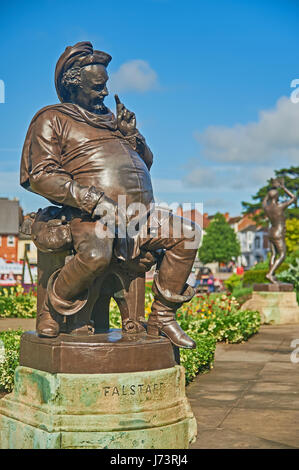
[20,42,201,349]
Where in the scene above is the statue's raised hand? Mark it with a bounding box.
[271,177,285,189]
[115,94,137,136]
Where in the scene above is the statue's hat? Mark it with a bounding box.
[55,41,112,102]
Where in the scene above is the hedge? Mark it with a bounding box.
[243,263,289,285]
[0,330,23,392]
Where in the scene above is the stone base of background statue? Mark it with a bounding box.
[0,331,197,449]
[241,283,299,325]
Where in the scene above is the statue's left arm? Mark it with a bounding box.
[280,184,297,209]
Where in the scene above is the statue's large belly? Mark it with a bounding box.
[64,139,154,208]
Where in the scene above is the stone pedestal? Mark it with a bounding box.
[0,330,196,449]
[241,284,299,324]
[0,365,196,449]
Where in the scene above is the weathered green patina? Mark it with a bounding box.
[0,365,197,448]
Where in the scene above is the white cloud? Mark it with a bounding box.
[109,60,158,93]
[183,165,275,191]
[152,178,196,194]
[195,96,299,164]
[203,198,231,210]
[183,167,217,188]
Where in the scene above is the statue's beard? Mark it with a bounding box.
[72,95,108,114]
[91,100,108,114]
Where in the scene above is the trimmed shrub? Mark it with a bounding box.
[0,330,23,393]
[180,333,216,384]
[244,263,289,285]
[224,273,243,292]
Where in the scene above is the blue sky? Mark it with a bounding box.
[0,0,299,215]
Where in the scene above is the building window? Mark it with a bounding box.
[7,236,15,247]
[255,237,260,249]
[25,243,31,252]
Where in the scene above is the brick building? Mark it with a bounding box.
[0,198,21,262]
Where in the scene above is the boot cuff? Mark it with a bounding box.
[48,269,89,316]
[152,274,195,306]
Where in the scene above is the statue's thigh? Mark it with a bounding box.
[143,212,198,251]
[271,237,286,255]
[70,216,114,264]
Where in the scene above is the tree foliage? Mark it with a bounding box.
[286,218,299,254]
[242,166,299,226]
[198,212,240,264]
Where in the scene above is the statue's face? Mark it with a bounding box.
[74,64,109,113]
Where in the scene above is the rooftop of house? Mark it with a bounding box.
[237,212,265,232]
[228,216,242,224]
[0,198,21,235]
[176,207,210,229]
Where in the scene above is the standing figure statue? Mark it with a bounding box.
[20,41,201,349]
[262,178,296,284]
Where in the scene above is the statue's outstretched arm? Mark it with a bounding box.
[280,184,297,209]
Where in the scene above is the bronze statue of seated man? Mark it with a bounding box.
[20,41,201,349]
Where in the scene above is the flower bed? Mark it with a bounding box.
[0,293,260,393]
[0,286,37,319]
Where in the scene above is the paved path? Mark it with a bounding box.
[0,318,35,331]
[187,324,299,449]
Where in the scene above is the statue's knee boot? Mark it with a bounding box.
[40,248,111,336]
[45,266,93,336]
[36,295,62,338]
[147,275,196,349]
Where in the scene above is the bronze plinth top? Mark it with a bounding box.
[20,330,178,374]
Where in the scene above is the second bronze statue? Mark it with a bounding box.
[262,177,296,284]
[20,41,201,349]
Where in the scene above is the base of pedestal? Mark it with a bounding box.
[0,365,197,449]
[241,289,299,324]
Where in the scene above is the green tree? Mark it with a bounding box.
[242,166,299,226]
[198,213,240,264]
[286,219,299,254]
